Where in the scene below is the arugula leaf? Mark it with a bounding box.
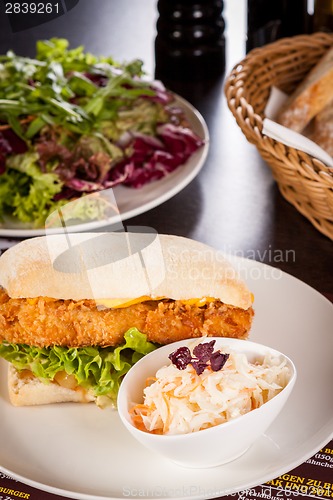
[0,37,147,137]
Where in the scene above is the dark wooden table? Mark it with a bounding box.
[0,0,332,296]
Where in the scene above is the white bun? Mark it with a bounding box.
[8,365,95,406]
[277,45,333,132]
[0,232,252,310]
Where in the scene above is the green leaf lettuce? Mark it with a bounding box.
[0,152,64,226]
[0,327,157,407]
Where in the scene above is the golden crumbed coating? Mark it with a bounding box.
[145,300,253,344]
[0,289,254,347]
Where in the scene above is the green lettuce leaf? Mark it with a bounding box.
[0,151,64,226]
[0,328,157,407]
[35,37,116,73]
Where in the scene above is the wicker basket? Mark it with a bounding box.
[224,32,333,240]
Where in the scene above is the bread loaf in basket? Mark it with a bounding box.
[225,32,333,240]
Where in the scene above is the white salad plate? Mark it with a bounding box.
[0,256,332,500]
[0,94,209,238]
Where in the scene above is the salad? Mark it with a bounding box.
[0,38,204,228]
[130,339,291,435]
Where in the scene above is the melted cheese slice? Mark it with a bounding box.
[98,293,254,309]
[27,294,253,309]
[96,296,160,309]
[97,296,218,309]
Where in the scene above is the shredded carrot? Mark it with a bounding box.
[145,376,157,387]
[0,116,35,131]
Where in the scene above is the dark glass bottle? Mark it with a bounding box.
[246,0,310,52]
[155,0,225,82]
[313,0,333,32]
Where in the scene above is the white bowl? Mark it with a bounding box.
[117,337,297,468]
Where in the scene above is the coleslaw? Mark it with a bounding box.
[130,340,291,435]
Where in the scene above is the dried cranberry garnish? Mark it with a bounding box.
[210,352,229,371]
[191,360,207,375]
[169,341,230,375]
[193,340,215,363]
[168,346,192,370]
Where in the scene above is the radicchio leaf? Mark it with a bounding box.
[108,125,203,189]
[0,129,28,174]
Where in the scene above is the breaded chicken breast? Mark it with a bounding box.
[0,289,253,347]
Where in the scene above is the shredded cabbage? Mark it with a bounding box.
[131,344,291,434]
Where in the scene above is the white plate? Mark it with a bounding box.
[0,94,209,237]
[0,257,332,500]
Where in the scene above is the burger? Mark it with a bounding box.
[0,232,254,407]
